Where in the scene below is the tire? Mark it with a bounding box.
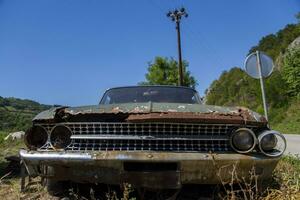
[46,166,69,197]
[46,179,66,196]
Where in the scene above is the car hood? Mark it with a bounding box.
[33,102,267,126]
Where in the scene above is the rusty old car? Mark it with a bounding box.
[20,85,286,191]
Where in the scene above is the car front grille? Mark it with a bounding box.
[39,122,242,152]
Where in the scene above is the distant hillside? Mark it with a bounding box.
[0,97,51,132]
[205,14,300,133]
[205,68,289,114]
[249,24,300,61]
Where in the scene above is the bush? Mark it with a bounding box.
[282,47,300,98]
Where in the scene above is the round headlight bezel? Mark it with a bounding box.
[258,130,286,157]
[24,125,48,150]
[50,125,72,149]
[230,128,257,154]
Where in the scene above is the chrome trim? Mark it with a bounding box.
[50,124,73,148]
[20,149,92,163]
[50,124,73,137]
[257,130,286,157]
[19,149,280,185]
[70,134,228,141]
[230,128,257,154]
[25,125,49,149]
[36,122,258,127]
[35,122,259,152]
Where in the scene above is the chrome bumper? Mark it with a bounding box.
[20,149,280,188]
[20,149,92,163]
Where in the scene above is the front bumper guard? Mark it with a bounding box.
[20,149,280,187]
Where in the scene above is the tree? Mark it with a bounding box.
[282,47,300,98]
[139,57,197,88]
[248,34,280,60]
[205,67,289,113]
[296,12,300,23]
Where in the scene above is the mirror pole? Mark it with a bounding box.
[256,51,269,123]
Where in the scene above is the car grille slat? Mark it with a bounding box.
[38,122,241,152]
[67,139,230,152]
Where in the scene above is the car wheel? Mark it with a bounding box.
[46,166,69,197]
[46,178,68,196]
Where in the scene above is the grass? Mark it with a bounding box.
[0,138,50,200]
[0,131,8,144]
[0,135,25,178]
[0,138,24,163]
[0,178,21,200]
[217,155,300,200]
[0,177,53,200]
[260,155,300,200]
[272,100,300,134]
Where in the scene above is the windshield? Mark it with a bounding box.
[100,86,201,104]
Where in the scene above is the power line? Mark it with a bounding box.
[184,23,227,69]
[148,1,226,69]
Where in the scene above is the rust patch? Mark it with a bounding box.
[125,112,267,126]
[111,106,124,113]
[33,104,268,127]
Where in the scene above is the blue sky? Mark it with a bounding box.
[0,0,299,106]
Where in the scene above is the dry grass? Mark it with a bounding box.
[213,155,300,200]
[0,177,58,200]
[216,165,260,200]
[105,183,135,200]
[263,156,300,200]
[0,177,136,200]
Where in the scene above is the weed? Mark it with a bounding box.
[106,183,136,200]
[211,154,300,200]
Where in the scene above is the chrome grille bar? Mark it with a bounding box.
[67,139,229,152]
[70,134,228,141]
[66,122,234,137]
[37,122,245,152]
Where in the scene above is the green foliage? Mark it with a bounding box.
[282,155,300,171]
[205,68,289,112]
[272,100,300,134]
[282,47,300,97]
[0,131,8,145]
[140,57,197,88]
[249,24,300,60]
[206,15,300,129]
[205,66,294,129]
[0,96,51,132]
[296,12,300,23]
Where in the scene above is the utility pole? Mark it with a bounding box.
[167,8,188,86]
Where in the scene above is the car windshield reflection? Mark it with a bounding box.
[100,86,201,104]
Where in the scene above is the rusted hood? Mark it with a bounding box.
[33,102,267,125]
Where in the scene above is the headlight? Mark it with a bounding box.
[258,130,286,157]
[50,125,72,149]
[25,125,48,149]
[260,134,277,151]
[230,128,256,153]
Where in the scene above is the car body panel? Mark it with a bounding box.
[20,149,278,188]
[33,102,267,126]
[21,86,281,189]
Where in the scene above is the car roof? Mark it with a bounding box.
[104,85,198,93]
